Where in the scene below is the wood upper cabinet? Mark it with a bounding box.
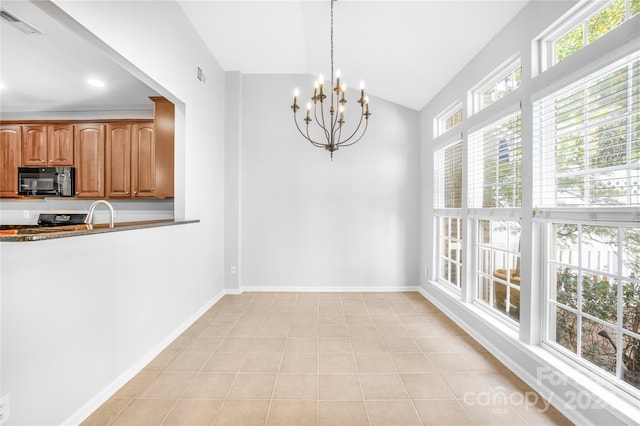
[21,124,74,166]
[106,123,132,198]
[75,124,105,198]
[132,123,155,198]
[47,124,74,166]
[1,112,173,199]
[106,122,155,198]
[21,125,47,166]
[151,97,174,198]
[0,125,21,197]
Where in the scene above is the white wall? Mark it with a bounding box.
[234,74,420,290]
[419,1,640,424]
[0,1,226,424]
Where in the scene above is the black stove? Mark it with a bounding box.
[37,213,87,227]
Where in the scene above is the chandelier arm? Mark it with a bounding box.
[336,118,369,147]
[293,111,327,148]
[336,109,365,145]
[313,101,332,141]
[334,121,344,145]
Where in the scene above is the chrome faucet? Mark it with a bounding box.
[85,200,115,228]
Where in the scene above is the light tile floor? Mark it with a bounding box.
[82,292,572,425]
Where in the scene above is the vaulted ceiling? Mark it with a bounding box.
[0,1,529,114]
[179,1,530,110]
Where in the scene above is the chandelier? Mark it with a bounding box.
[291,0,371,159]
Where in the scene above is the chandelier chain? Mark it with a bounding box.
[330,0,334,97]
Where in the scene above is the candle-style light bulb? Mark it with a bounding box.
[336,69,341,88]
[359,81,365,101]
[306,102,312,119]
[293,88,299,106]
[339,104,345,121]
[341,84,346,101]
[365,96,369,114]
[313,81,319,100]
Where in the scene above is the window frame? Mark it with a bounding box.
[536,0,640,73]
[469,56,522,115]
[433,138,464,290]
[434,102,463,138]
[533,48,640,397]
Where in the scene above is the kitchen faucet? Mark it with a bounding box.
[85,200,115,228]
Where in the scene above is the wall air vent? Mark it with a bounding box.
[0,9,43,35]
[196,66,207,87]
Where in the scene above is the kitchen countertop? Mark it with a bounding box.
[0,219,199,242]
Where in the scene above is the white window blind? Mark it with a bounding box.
[534,51,640,208]
[434,140,463,209]
[469,111,522,208]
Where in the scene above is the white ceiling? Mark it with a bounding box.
[179,0,530,110]
[0,1,159,114]
[0,1,529,114]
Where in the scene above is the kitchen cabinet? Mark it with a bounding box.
[21,124,74,166]
[151,97,174,198]
[1,105,173,199]
[105,123,132,197]
[0,125,21,197]
[75,124,105,198]
[106,122,155,198]
[132,122,156,198]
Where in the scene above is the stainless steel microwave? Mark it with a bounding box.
[18,167,75,197]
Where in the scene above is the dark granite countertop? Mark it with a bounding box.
[0,219,199,242]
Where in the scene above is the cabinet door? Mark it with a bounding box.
[106,123,131,198]
[0,125,21,197]
[131,123,155,198]
[48,124,74,166]
[75,124,105,198]
[151,97,174,197]
[21,124,47,166]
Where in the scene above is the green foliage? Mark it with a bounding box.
[554,267,640,389]
[554,0,637,64]
[556,25,584,63]
[588,0,626,44]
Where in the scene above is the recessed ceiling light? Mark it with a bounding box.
[88,78,105,88]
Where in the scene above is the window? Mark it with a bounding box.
[535,53,640,208]
[469,111,523,322]
[434,140,463,288]
[534,50,640,393]
[543,0,640,68]
[547,223,640,391]
[469,111,522,209]
[470,59,522,114]
[477,219,521,322]
[434,103,463,137]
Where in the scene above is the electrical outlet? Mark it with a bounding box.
[0,394,10,424]
[230,266,237,275]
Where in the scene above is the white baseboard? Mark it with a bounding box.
[239,285,420,293]
[416,285,639,426]
[62,289,226,425]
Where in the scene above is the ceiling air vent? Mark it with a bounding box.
[1,8,43,35]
